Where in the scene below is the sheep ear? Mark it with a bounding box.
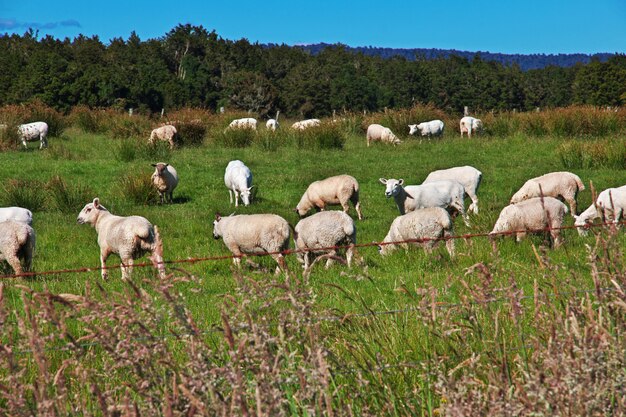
[151,164,157,167]
[215,213,221,221]
[93,198,100,208]
[399,179,404,185]
[379,178,388,184]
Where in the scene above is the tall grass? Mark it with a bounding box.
[0,179,47,211]
[118,171,158,205]
[46,175,94,213]
[558,138,626,169]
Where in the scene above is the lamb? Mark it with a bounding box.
[77,198,165,280]
[0,220,36,275]
[294,211,356,271]
[379,178,470,226]
[510,171,585,215]
[408,120,444,137]
[149,125,177,149]
[422,166,483,214]
[18,121,48,149]
[0,207,33,225]
[266,110,280,131]
[366,123,401,146]
[227,118,257,131]
[574,185,626,236]
[489,196,569,248]
[291,119,321,130]
[295,174,363,220]
[151,163,179,204]
[213,213,290,273]
[378,207,455,258]
[459,116,483,138]
[224,160,253,207]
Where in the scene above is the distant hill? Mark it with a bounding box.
[291,43,616,71]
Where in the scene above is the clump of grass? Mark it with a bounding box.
[115,138,172,162]
[294,123,345,150]
[118,172,158,205]
[0,123,20,151]
[69,105,104,133]
[253,129,287,151]
[0,179,47,211]
[213,127,256,148]
[558,139,626,169]
[107,113,151,139]
[46,175,93,213]
[44,143,85,160]
[176,121,207,146]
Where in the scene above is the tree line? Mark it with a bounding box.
[0,24,624,118]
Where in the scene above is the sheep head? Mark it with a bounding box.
[77,197,107,226]
[379,178,404,198]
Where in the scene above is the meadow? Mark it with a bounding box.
[0,105,625,415]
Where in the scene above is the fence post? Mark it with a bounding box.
[464,106,469,116]
[128,108,133,117]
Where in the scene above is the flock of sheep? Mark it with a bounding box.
[1,115,625,279]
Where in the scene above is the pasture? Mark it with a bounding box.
[1,109,626,415]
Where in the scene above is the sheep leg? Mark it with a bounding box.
[515,232,526,243]
[5,254,23,276]
[565,195,577,217]
[228,190,234,205]
[325,250,337,268]
[468,194,479,214]
[121,258,134,280]
[346,245,355,267]
[234,190,240,207]
[100,249,112,279]
[444,230,456,258]
[272,254,288,275]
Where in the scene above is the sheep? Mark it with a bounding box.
[77,198,165,280]
[574,185,626,236]
[0,220,36,275]
[291,119,321,130]
[489,196,568,248]
[227,118,257,131]
[213,213,290,273]
[149,125,177,149]
[459,116,483,138]
[224,160,253,207]
[0,207,33,225]
[510,171,585,216]
[294,211,356,271]
[295,174,363,220]
[408,120,444,137]
[18,121,48,149]
[422,166,483,214]
[378,207,455,258]
[366,123,401,146]
[151,163,179,204]
[266,110,280,131]
[379,178,470,226]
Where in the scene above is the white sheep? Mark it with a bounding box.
[224,160,253,207]
[510,171,585,216]
[149,125,177,149]
[294,210,356,271]
[18,121,48,149]
[212,213,290,273]
[266,110,280,131]
[291,119,321,130]
[151,163,179,204]
[490,196,568,248]
[378,207,455,258]
[408,120,444,137]
[574,185,626,236]
[0,220,36,275]
[422,166,483,214]
[0,207,33,225]
[227,118,257,131]
[459,116,483,138]
[296,174,363,220]
[366,123,401,146]
[379,178,470,226]
[77,198,165,280]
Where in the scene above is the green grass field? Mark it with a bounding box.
[1,120,626,415]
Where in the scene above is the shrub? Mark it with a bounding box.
[118,172,158,205]
[107,113,151,139]
[176,121,207,146]
[46,175,93,213]
[26,101,67,138]
[0,179,47,211]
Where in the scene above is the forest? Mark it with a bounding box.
[0,24,625,117]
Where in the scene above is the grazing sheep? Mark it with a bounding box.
[296,174,363,220]
[459,116,483,138]
[18,121,48,149]
[422,166,483,214]
[291,119,321,130]
[151,163,179,204]
[213,213,290,273]
[574,185,626,236]
[227,118,257,131]
[366,124,401,146]
[490,196,568,248]
[0,207,33,225]
[266,110,280,131]
[149,125,177,149]
[378,207,455,257]
[0,220,36,275]
[294,211,356,270]
[510,171,585,215]
[379,178,470,226]
[408,120,444,137]
[224,160,253,207]
[77,198,165,280]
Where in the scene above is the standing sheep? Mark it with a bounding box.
[149,125,177,149]
[151,163,179,204]
[0,207,33,225]
[459,116,483,138]
[422,166,483,214]
[490,196,568,248]
[224,160,253,207]
[510,171,585,215]
[213,213,290,273]
[0,220,36,275]
[378,207,455,258]
[574,185,626,236]
[408,120,444,137]
[294,211,356,271]
[77,198,165,280]
[366,124,401,146]
[18,121,48,149]
[295,174,363,220]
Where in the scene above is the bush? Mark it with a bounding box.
[26,101,67,138]
[0,179,47,212]
[107,113,151,139]
[176,121,207,146]
[118,172,158,205]
[46,175,93,213]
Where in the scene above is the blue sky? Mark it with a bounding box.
[1,0,625,54]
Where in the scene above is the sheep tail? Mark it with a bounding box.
[150,225,166,278]
[574,175,585,191]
